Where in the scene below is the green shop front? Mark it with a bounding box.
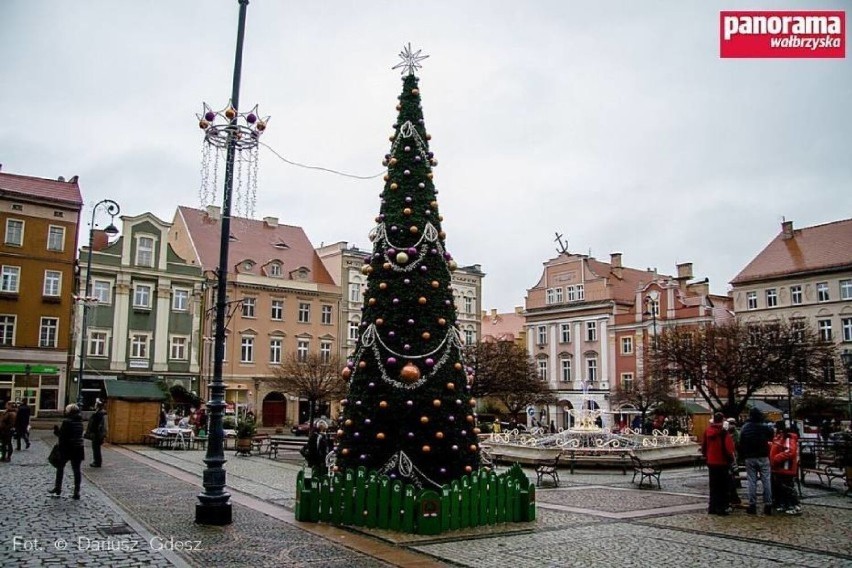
[0,363,64,416]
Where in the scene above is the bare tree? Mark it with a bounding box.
[650,319,838,417]
[610,366,675,429]
[268,352,345,435]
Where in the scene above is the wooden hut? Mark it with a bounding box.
[683,401,713,441]
[104,381,166,444]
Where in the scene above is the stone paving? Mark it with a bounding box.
[4,433,850,567]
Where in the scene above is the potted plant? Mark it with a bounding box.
[235,418,257,455]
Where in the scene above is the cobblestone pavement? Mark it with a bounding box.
[8,435,849,567]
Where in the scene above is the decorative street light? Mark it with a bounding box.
[76,199,120,408]
[644,293,659,349]
[841,349,852,422]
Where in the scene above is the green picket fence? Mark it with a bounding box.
[295,464,535,535]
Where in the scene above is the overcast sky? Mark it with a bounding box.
[2,0,850,312]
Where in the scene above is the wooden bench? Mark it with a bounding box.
[251,434,270,456]
[630,454,661,488]
[800,440,849,491]
[267,438,306,459]
[535,453,561,487]
[142,433,169,447]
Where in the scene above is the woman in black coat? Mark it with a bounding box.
[50,404,85,499]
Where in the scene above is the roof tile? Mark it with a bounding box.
[0,171,83,207]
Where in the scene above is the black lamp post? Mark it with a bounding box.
[841,349,852,421]
[76,199,120,408]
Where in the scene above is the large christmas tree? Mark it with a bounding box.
[335,48,481,489]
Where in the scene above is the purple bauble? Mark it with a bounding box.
[439,467,446,474]
[387,248,396,256]
[448,415,455,422]
[414,156,422,162]
[408,432,415,438]
[387,357,397,366]
[407,247,417,255]
[205,111,215,122]
[430,248,438,255]
[392,298,400,305]
[355,400,362,406]
[407,319,415,325]
[452,445,459,451]
[404,146,411,152]
[247,113,257,124]
[360,454,367,460]
[365,418,371,425]
[403,170,411,176]
[341,399,349,406]
[390,225,398,232]
[455,399,462,405]
[444,299,451,305]
[427,152,434,159]
[406,400,414,407]
[385,154,391,160]
[368,382,375,388]
[420,266,428,272]
[418,118,424,124]
[405,196,412,203]
[403,344,411,351]
[425,358,435,367]
[362,257,371,264]
[354,432,360,438]
[444,252,452,260]
[418,183,425,189]
[403,278,410,285]
[388,331,396,338]
[390,473,397,479]
[461,430,467,436]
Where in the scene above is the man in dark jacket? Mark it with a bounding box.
[15,400,31,450]
[306,421,331,477]
[86,400,107,467]
[702,412,736,515]
[738,407,774,515]
[0,401,16,461]
[50,404,85,499]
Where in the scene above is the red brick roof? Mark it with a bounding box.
[731,218,852,284]
[480,310,525,342]
[177,206,335,285]
[0,171,83,207]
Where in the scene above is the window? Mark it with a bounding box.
[560,323,571,343]
[546,288,555,304]
[89,331,108,357]
[818,319,832,342]
[537,359,547,381]
[320,341,332,363]
[130,334,149,359]
[537,325,547,346]
[1,266,20,293]
[170,336,188,360]
[464,297,473,314]
[269,338,282,364]
[576,284,585,301]
[269,263,282,277]
[47,225,65,251]
[840,279,852,301]
[136,236,155,267]
[791,285,803,305]
[39,317,59,348]
[621,336,633,355]
[841,317,852,343]
[816,282,830,302]
[242,297,256,318]
[560,358,571,382]
[240,336,255,363]
[792,320,806,343]
[0,315,15,345]
[554,287,563,303]
[297,339,309,361]
[133,284,152,308]
[298,302,311,323]
[765,288,778,308]
[92,280,111,304]
[621,373,633,393]
[683,377,695,391]
[271,299,284,320]
[746,291,757,310]
[172,289,189,311]
[586,358,598,382]
[348,283,362,303]
[348,321,359,341]
[566,286,576,302]
[321,305,333,325]
[5,219,23,246]
[823,359,836,383]
[464,329,475,344]
[586,321,597,342]
[43,270,62,296]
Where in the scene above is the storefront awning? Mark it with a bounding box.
[104,380,167,402]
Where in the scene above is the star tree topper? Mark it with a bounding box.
[392,43,429,75]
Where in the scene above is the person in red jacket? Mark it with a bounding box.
[770,421,801,515]
[702,412,736,515]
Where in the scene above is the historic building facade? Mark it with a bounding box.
[74,212,203,409]
[0,171,82,415]
[170,206,341,427]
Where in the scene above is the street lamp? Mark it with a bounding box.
[841,349,852,422]
[76,199,120,408]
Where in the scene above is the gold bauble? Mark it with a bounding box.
[379,282,388,290]
[375,318,384,326]
[368,298,376,306]
[383,174,389,181]
[400,362,421,383]
[379,400,388,409]
[198,120,209,129]
[389,135,395,141]
[418,296,427,305]
[358,361,367,369]
[454,362,463,370]
[430,201,438,209]
[225,107,236,119]
[431,280,439,288]
[446,382,455,391]
[383,262,392,270]
[473,428,481,435]
[422,445,431,453]
[361,265,373,275]
[427,173,433,179]
[469,398,477,406]
[465,465,473,473]
[438,318,447,326]
[409,226,418,234]
[426,133,432,140]
[469,444,478,452]
[345,419,353,427]
[466,414,475,423]
[396,104,402,111]
[432,399,441,408]
[420,416,429,424]
[376,432,385,440]
[341,367,352,379]
[435,431,444,439]
[256,121,266,131]
[411,88,419,95]
[390,182,399,190]
[341,448,350,456]
[389,157,398,166]
[403,208,412,216]
[448,260,458,271]
[395,252,409,264]
[337,429,344,436]
[421,332,431,341]
[439,230,447,239]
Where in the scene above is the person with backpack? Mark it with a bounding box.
[738,407,774,515]
[702,412,736,515]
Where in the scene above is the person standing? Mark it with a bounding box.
[15,400,31,450]
[307,421,331,477]
[702,412,736,515]
[50,404,85,499]
[738,407,774,515]
[770,422,801,515]
[85,400,107,468]
[0,401,17,461]
[724,418,743,508]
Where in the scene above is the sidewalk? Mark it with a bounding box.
[3,433,850,567]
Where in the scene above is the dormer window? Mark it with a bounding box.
[243,261,254,271]
[290,267,309,281]
[135,235,155,267]
[274,240,289,250]
[269,263,282,277]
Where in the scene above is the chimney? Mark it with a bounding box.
[676,262,693,281]
[491,308,497,317]
[781,220,794,240]
[263,216,278,228]
[206,205,221,221]
[91,230,110,251]
[57,176,65,182]
[610,252,623,278]
[69,175,79,183]
[514,305,524,314]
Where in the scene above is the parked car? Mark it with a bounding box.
[291,416,335,436]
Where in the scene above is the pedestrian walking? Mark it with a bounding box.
[49,404,85,500]
[770,421,801,515]
[702,412,736,515]
[15,400,31,450]
[85,400,107,468]
[738,407,774,515]
[0,401,17,461]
